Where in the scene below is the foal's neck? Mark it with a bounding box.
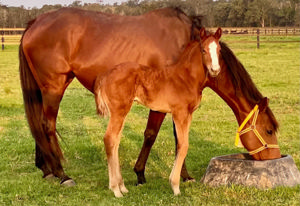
[171,41,203,75]
[177,41,200,64]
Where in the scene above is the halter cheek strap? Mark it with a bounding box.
[235,105,280,155]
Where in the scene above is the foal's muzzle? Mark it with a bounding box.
[208,65,221,77]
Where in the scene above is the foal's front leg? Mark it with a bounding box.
[104,114,128,197]
[169,112,192,195]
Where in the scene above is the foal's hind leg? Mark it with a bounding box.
[104,113,129,197]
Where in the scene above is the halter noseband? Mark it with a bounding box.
[235,105,280,155]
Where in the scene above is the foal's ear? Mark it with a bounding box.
[258,97,269,112]
[214,27,222,39]
[200,27,207,40]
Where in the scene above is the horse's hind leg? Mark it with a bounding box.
[32,68,75,185]
[134,110,166,185]
[40,89,75,185]
[35,144,53,179]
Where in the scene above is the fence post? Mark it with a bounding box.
[1,30,4,51]
[257,29,260,49]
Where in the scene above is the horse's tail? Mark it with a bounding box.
[19,20,64,160]
[94,78,110,117]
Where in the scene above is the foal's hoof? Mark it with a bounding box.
[172,187,181,196]
[61,179,76,187]
[110,184,128,198]
[113,190,124,198]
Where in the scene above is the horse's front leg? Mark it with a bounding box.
[134,110,166,184]
[169,112,192,195]
[104,114,128,198]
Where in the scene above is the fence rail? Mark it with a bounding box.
[209,27,300,35]
[1,27,300,50]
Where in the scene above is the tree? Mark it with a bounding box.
[244,0,272,27]
[0,5,8,27]
[212,0,231,27]
[226,0,248,27]
[70,1,82,7]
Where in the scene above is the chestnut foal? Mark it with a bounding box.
[94,28,222,197]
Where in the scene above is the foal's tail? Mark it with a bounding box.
[19,20,64,161]
[94,78,110,117]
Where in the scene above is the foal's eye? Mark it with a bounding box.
[266,130,273,135]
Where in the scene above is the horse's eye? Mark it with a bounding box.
[267,130,273,135]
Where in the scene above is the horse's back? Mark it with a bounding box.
[21,7,192,91]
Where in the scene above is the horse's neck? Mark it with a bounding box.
[172,42,203,76]
[208,64,253,124]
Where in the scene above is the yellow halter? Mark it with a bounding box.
[235,105,280,155]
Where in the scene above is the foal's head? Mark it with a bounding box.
[200,27,222,77]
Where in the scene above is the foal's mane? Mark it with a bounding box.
[219,41,279,131]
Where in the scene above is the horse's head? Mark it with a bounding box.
[200,27,222,77]
[237,97,281,160]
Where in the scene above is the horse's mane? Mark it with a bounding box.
[155,7,203,41]
[219,41,279,131]
[157,7,189,19]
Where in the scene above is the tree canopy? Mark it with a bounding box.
[0,0,299,28]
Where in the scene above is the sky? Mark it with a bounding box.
[1,0,127,8]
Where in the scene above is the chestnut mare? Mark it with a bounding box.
[94,28,222,197]
[19,7,280,193]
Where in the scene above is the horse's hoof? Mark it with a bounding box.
[183,177,196,183]
[43,173,55,180]
[135,182,144,186]
[136,177,146,186]
[61,179,76,187]
[135,170,146,185]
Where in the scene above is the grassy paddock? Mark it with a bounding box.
[0,36,299,205]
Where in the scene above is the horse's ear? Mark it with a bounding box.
[200,27,206,40]
[258,97,269,112]
[214,27,222,39]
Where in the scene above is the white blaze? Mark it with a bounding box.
[208,41,220,72]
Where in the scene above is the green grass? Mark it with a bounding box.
[0,36,299,205]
